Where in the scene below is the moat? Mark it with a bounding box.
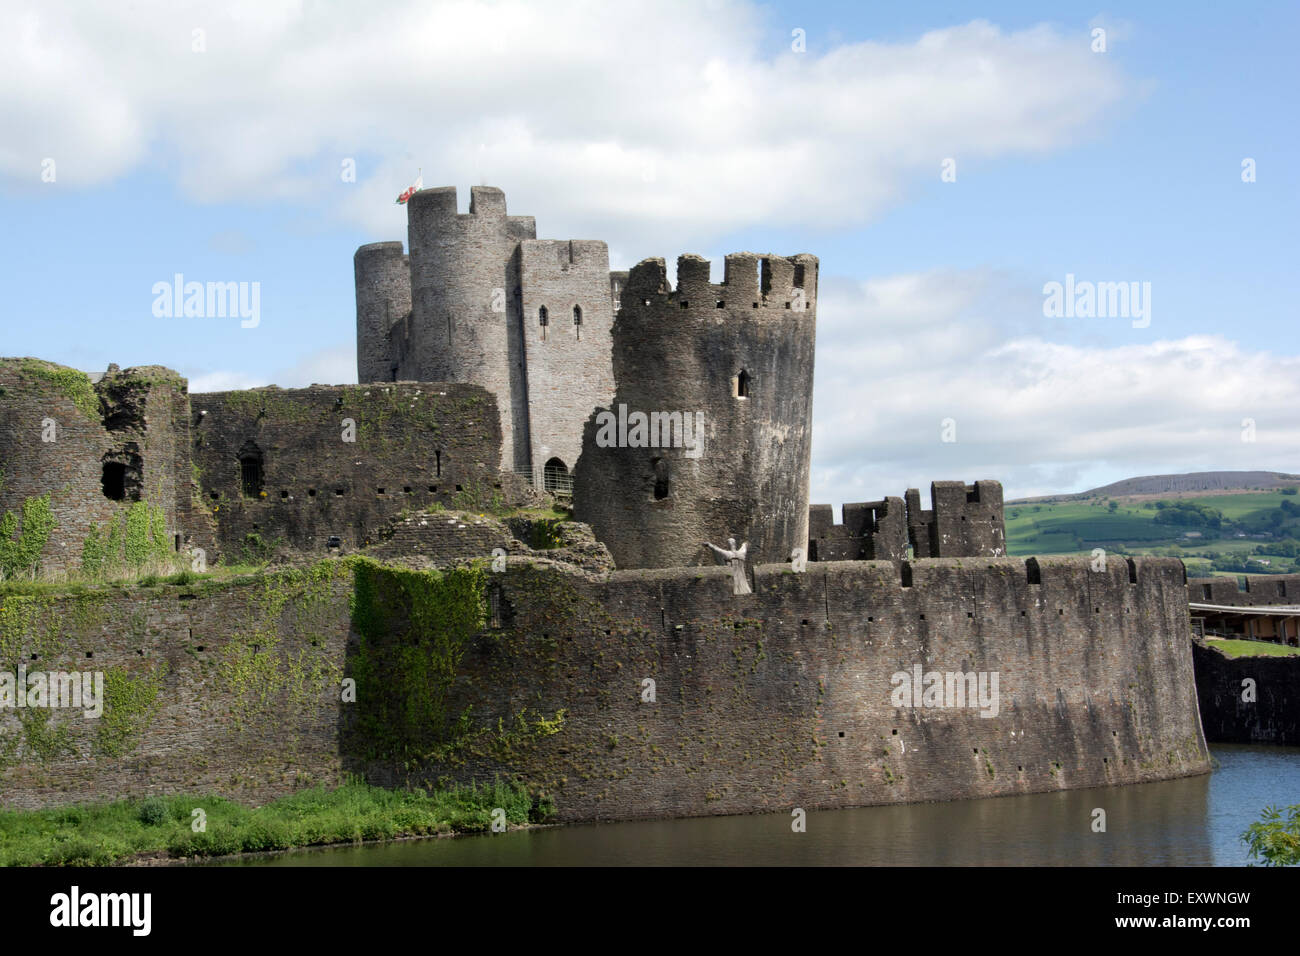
[222,744,1296,867]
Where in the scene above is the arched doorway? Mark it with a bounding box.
[543,457,570,496]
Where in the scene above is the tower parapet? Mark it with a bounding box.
[573,252,818,569]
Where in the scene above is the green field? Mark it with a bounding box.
[1005,491,1300,574]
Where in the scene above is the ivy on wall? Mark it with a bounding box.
[348,558,488,761]
[80,502,172,578]
[0,494,55,578]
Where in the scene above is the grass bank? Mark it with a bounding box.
[0,779,548,866]
[1205,638,1300,658]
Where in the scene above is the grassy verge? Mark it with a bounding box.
[1205,638,1300,658]
[0,779,548,866]
[0,562,269,598]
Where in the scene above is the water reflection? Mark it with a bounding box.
[222,745,1298,866]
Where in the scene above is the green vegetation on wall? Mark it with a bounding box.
[0,494,55,578]
[348,558,488,761]
[213,559,350,732]
[9,358,100,421]
[79,502,173,579]
[94,664,168,758]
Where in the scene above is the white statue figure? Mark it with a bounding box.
[707,537,752,595]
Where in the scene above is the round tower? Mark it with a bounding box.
[572,251,818,569]
[354,241,410,384]
[405,186,537,471]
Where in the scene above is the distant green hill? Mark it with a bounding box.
[1010,470,1300,504]
[1005,489,1300,577]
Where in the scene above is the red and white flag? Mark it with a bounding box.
[395,173,423,204]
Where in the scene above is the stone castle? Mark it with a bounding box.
[0,186,1210,821]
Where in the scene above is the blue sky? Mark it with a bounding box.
[1,1,1297,504]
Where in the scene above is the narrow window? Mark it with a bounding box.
[793,263,806,288]
[538,306,549,326]
[1026,557,1042,585]
[736,369,750,398]
[652,458,670,500]
[436,449,442,477]
[239,443,264,498]
[573,305,582,326]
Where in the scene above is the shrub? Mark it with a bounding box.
[138,798,168,827]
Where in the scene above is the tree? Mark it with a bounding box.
[1243,804,1300,866]
[1107,500,1119,513]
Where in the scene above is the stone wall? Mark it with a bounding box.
[1191,641,1300,744]
[377,553,1204,821]
[1189,573,1300,606]
[0,565,354,808]
[0,554,1209,819]
[190,382,505,560]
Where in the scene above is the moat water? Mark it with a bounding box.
[222,745,1298,866]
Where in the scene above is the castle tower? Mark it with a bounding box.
[354,241,410,384]
[572,252,818,569]
[404,186,537,472]
[517,238,616,487]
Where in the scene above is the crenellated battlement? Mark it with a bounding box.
[405,185,535,235]
[619,252,818,317]
[808,497,907,561]
[906,480,1007,558]
[811,480,1006,562]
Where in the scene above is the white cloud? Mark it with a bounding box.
[1,2,1131,253]
[186,344,356,393]
[811,269,1300,506]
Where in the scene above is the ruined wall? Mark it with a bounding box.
[1191,642,1300,744]
[190,383,504,560]
[808,498,907,561]
[354,242,412,384]
[405,186,537,472]
[573,252,818,570]
[0,359,200,573]
[0,555,1208,821]
[907,480,1006,558]
[518,239,616,482]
